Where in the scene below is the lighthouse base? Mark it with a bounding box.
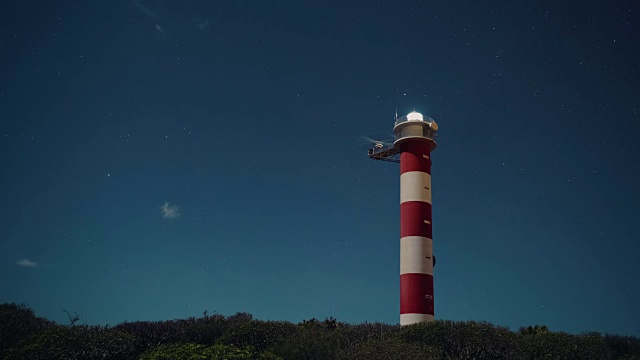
[400,313,434,326]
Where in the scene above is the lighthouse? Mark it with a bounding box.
[367,111,439,326]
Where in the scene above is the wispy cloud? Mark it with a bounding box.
[155,24,165,35]
[133,0,157,19]
[132,1,167,36]
[195,18,210,30]
[160,202,179,219]
[16,258,38,267]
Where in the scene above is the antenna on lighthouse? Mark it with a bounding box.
[365,109,440,326]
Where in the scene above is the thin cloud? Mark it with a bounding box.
[195,18,210,30]
[133,0,157,19]
[132,1,166,36]
[16,258,38,267]
[160,202,179,219]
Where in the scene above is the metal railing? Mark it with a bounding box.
[394,125,437,142]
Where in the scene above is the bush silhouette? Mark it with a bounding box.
[3,303,640,360]
[0,303,56,358]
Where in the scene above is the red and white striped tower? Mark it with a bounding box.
[393,111,438,326]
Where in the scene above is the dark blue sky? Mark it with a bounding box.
[1,0,639,336]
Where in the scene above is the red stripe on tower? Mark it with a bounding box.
[400,273,434,314]
[400,202,433,239]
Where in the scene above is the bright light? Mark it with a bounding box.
[407,111,423,121]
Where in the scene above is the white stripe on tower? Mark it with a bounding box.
[400,236,433,274]
[399,171,432,204]
[399,140,434,326]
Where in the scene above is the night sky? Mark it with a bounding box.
[1,1,639,337]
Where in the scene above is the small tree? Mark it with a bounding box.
[62,310,81,326]
[518,325,550,336]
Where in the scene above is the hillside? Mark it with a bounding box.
[2,303,639,360]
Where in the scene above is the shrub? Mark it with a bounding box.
[227,312,254,324]
[219,320,298,351]
[574,332,609,360]
[338,322,400,348]
[518,325,550,336]
[177,315,229,345]
[0,303,55,358]
[268,327,344,360]
[400,320,520,360]
[338,336,439,360]
[113,319,181,354]
[139,342,282,360]
[517,330,608,360]
[604,334,640,359]
[5,303,640,360]
[4,324,136,360]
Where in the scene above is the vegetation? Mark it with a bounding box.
[2,302,639,360]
